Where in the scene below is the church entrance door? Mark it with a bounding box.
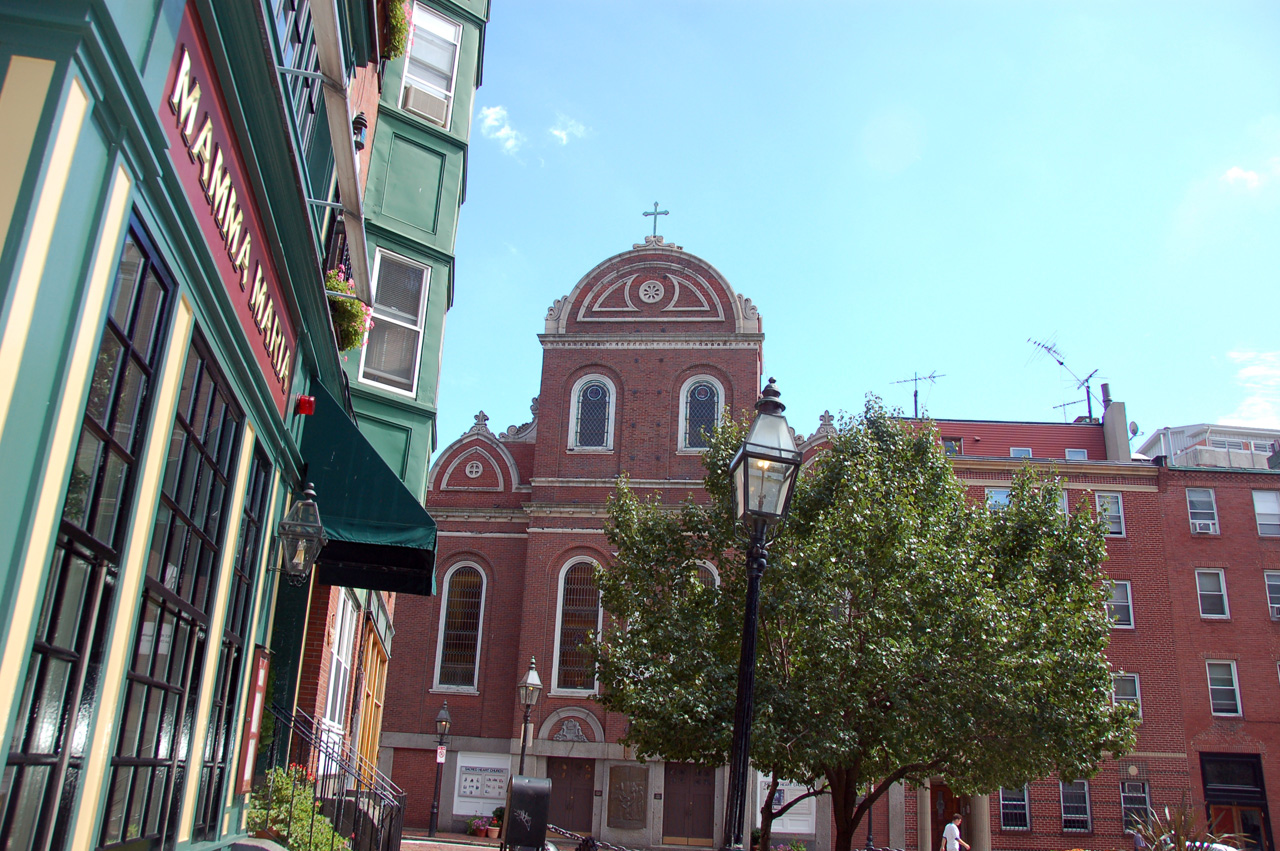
[548,757,595,834]
[662,763,715,846]
[930,784,963,851]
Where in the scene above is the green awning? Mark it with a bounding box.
[301,383,436,596]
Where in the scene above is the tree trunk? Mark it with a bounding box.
[759,776,779,851]
[827,767,863,851]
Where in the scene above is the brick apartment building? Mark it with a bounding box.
[380,237,1279,851]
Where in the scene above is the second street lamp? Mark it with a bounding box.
[721,379,801,851]
[428,702,451,837]
[517,657,542,775]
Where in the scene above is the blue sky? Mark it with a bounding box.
[438,1,1280,452]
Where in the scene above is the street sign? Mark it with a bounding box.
[437,746,447,764]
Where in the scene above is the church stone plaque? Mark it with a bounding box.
[607,765,648,830]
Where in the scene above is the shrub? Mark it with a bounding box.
[246,765,351,851]
[383,1,408,60]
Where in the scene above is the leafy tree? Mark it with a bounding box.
[595,399,1136,851]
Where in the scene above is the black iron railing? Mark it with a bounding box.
[253,703,405,851]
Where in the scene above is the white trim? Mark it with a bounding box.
[439,446,506,492]
[1059,779,1092,832]
[677,374,725,451]
[358,248,430,398]
[695,560,721,588]
[1096,491,1125,537]
[1064,448,1089,461]
[1195,569,1230,619]
[999,785,1030,830]
[566,374,617,451]
[1108,580,1134,629]
[1252,490,1280,537]
[1206,659,1241,716]
[433,562,487,690]
[1009,447,1032,458]
[550,557,602,696]
[1112,671,1142,718]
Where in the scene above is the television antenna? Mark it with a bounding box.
[892,371,945,418]
[1052,398,1087,423]
[1028,339,1101,420]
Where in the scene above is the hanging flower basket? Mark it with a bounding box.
[325,265,373,352]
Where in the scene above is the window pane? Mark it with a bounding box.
[685,381,719,448]
[1108,582,1133,627]
[372,255,426,324]
[1120,781,1149,832]
[1207,662,1239,714]
[439,567,483,687]
[1266,573,1280,618]
[986,488,1010,509]
[1187,488,1217,523]
[942,438,961,456]
[1061,780,1090,831]
[1065,448,1088,461]
[363,323,421,391]
[1000,787,1028,829]
[1010,447,1032,458]
[557,564,599,690]
[576,382,609,447]
[1196,571,1227,617]
[1097,493,1123,535]
[1254,491,1280,535]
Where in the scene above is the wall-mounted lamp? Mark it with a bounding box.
[274,483,327,586]
[352,112,368,152]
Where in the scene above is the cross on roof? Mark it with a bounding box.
[642,202,668,237]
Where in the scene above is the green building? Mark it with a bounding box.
[0,0,485,847]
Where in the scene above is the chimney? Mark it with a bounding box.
[1101,383,1131,462]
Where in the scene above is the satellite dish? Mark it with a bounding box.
[1129,421,1139,437]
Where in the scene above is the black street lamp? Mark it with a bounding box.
[721,379,801,851]
[274,484,327,586]
[428,702,451,837]
[517,657,542,775]
[865,782,875,851]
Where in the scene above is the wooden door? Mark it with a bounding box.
[548,758,596,834]
[354,627,388,785]
[663,763,716,846]
[930,785,962,851]
[1211,805,1271,851]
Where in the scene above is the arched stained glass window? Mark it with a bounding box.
[695,563,719,589]
[556,563,599,690]
[438,566,483,687]
[684,380,719,448]
[576,380,610,447]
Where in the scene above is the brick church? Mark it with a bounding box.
[380,237,1280,851]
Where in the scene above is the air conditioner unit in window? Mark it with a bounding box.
[1191,520,1218,534]
[403,85,449,127]
[1271,604,1280,619]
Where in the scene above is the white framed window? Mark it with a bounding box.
[567,374,616,451]
[1010,447,1032,459]
[1254,440,1275,454]
[678,375,724,451]
[1187,488,1219,534]
[1060,780,1091,831]
[400,4,462,128]
[433,563,486,691]
[1107,581,1133,628]
[1253,491,1280,536]
[323,590,360,730]
[1000,786,1029,830]
[942,437,962,456]
[359,250,430,396]
[694,560,720,589]
[1096,492,1124,536]
[1112,672,1141,718]
[1265,571,1280,620]
[552,559,602,694]
[1058,490,1071,516]
[1206,660,1241,715]
[1120,781,1150,833]
[986,487,1011,509]
[1211,438,1250,451]
[1196,569,1230,619]
[1065,448,1088,461]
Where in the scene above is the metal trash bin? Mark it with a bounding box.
[502,775,552,851]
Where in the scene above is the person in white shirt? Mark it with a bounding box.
[941,813,970,851]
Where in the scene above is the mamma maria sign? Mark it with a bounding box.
[162,6,297,416]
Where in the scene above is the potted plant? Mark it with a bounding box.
[324,264,373,352]
[488,806,504,838]
[467,816,490,837]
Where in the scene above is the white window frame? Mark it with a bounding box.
[1010,447,1033,458]
[323,589,360,731]
[1265,571,1280,620]
[1096,492,1125,536]
[942,437,962,456]
[1120,781,1151,834]
[1059,779,1092,832]
[999,785,1030,830]
[566,374,617,451]
[1195,569,1230,619]
[986,487,1011,510]
[1065,448,1088,461]
[400,3,462,129]
[432,562,487,693]
[550,558,603,696]
[677,374,725,453]
[1206,660,1241,716]
[694,560,721,589]
[1107,580,1134,628]
[1186,488,1219,534]
[1112,672,1142,718]
[1253,490,1280,536]
[357,249,430,397]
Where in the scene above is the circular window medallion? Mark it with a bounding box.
[585,384,605,401]
[638,280,664,303]
[693,384,713,401]
[465,460,483,478]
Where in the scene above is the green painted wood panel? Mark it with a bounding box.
[359,414,412,479]
[380,133,443,235]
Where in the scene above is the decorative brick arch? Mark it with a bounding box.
[537,707,604,743]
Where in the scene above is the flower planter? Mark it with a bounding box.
[486,826,501,838]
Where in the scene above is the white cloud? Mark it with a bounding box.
[1220,351,1280,428]
[549,114,586,145]
[480,105,525,154]
[1221,166,1262,189]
